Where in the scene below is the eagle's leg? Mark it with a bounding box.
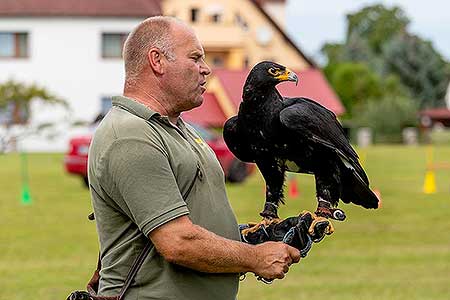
[314,165,346,221]
[316,198,346,221]
[257,159,285,221]
[309,169,345,239]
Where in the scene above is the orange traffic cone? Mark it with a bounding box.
[373,188,382,208]
[288,176,300,198]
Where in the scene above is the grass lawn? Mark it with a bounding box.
[1,146,450,300]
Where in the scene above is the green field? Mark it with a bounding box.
[1,146,450,300]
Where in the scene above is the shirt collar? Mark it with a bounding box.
[111,95,160,121]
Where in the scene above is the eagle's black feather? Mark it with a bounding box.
[223,61,378,219]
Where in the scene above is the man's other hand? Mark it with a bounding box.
[252,242,300,280]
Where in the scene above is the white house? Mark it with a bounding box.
[0,0,161,151]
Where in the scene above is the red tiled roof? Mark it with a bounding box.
[213,68,345,116]
[182,93,228,127]
[0,0,162,17]
[419,108,450,119]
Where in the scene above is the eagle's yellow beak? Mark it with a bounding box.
[275,68,299,86]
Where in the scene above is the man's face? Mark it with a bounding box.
[163,25,211,113]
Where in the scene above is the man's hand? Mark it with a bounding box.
[252,242,300,280]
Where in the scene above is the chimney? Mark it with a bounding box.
[254,0,287,28]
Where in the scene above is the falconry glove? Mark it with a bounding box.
[239,211,332,257]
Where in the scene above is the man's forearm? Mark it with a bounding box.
[158,223,257,273]
[150,215,299,279]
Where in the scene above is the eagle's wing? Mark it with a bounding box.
[223,116,255,163]
[279,97,367,183]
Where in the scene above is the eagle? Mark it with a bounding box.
[223,61,379,235]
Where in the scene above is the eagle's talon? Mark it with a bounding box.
[262,217,281,227]
[308,216,334,242]
[240,218,281,237]
[259,210,279,220]
[241,222,262,236]
[300,210,315,219]
[260,201,280,219]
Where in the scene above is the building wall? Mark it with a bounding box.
[162,0,309,70]
[0,17,144,124]
[0,17,144,151]
[259,2,286,29]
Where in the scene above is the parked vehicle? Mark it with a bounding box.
[64,123,253,186]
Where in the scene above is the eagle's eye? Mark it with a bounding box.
[268,67,279,76]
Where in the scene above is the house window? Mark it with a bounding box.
[244,56,250,68]
[100,96,112,115]
[91,97,112,124]
[235,14,249,31]
[0,32,28,58]
[211,13,222,23]
[212,56,224,67]
[0,102,28,125]
[191,8,199,23]
[101,33,128,58]
[0,103,14,125]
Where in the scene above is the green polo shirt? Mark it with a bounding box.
[88,95,240,300]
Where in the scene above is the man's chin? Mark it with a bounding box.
[183,96,204,112]
[195,94,205,106]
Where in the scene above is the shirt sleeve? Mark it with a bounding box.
[103,137,189,236]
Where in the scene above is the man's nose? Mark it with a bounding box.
[201,60,211,76]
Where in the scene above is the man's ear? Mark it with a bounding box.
[147,48,164,75]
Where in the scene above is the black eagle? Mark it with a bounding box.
[223,61,379,233]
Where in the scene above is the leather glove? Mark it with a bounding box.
[239,211,331,258]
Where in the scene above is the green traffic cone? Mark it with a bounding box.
[20,152,33,205]
[21,184,32,205]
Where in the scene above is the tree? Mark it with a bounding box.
[383,34,449,108]
[321,3,450,113]
[0,80,67,153]
[324,61,409,118]
[346,4,409,54]
[326,62,383,117]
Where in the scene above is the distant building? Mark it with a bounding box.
[419,83,450,129]
[0,0,342,151]
[163,0,313,70]
[419,108,450,129]
[445,82,450,109]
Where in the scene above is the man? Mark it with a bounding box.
[88,16,300,300]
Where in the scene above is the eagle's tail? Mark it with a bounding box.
[341,169,379,209]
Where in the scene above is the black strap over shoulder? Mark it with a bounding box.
[119,242,153,299]
[68,242,153,300]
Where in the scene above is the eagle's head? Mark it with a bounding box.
[245,61,299,90]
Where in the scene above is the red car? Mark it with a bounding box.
[64,124,253,186]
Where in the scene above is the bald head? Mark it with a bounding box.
[122,16,210,119]
[123,16,189,81]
